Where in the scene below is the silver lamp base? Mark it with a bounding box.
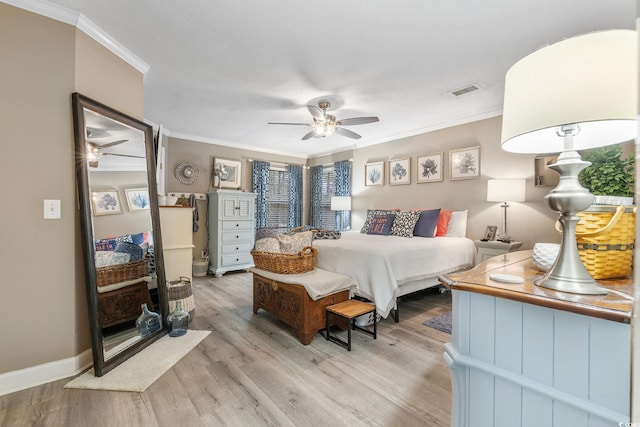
[534,150,607,295]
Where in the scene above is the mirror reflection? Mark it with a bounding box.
[73,93,167,376]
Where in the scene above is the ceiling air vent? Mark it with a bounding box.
[449,84,480,97]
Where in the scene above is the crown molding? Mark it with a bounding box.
[2,0,149,76]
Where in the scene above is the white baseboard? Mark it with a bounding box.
[0,349,93,396]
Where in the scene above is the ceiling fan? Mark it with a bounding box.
[86,139,144,168]
[268,101,379,140]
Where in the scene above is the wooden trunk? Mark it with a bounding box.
[98,280,153,328]
[253,273,349,345]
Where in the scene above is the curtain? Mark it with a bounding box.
[251,160,270,229]
[287,164,303,229]
[309,165,323,228]
[334,160,352,230]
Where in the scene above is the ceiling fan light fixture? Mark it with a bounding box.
[314,122,335,137]
[87,144,101,163]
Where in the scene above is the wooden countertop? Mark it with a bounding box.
[439,250,633,323]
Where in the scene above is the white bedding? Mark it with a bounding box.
[314,231,475,318]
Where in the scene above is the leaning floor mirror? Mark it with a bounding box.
[72,93,168,376]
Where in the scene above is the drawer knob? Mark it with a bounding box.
[236,235,239,239]
[271,280,278,291]
[236,247,239,250]
[236,223,239,227]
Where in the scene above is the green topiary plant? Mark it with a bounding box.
[578,144,634,197]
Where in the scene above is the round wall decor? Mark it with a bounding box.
[174,162,199,185]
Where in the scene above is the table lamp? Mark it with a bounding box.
[486,179,526,243]
[331,196,352,231]
[500,29,637,295]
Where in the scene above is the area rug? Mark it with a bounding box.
[423,312,452,334]
[64,330,210,392]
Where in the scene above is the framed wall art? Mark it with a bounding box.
[417,152,443,183]
[125,188,150,211]
[449,145,481,180]
[388,158,410,185]
[213,158,242,189]
[364,161,384,186]
[91,190,122,215]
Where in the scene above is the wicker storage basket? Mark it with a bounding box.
[167,276,195,318]
[251,246,317,274]
[575,205,635,279]
[96,257,150,287]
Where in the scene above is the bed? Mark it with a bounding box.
[313,228,475,320]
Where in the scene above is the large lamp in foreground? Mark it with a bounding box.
[500,29,637,295]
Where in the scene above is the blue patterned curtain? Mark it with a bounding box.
[334,160,352,230]
[309,165,323,228]
[251,160,270,229]
[287,164,303,228]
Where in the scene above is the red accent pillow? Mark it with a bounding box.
[436,210,452,236]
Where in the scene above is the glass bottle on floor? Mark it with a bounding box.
[167,300,190,337]
[136,303,162,338]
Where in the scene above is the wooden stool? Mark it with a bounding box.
[325,300,377,351]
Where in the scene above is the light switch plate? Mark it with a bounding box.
[44,199,61,219]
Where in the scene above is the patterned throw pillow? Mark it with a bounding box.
[277,231,313,254]
[114,242,144,262]
[390,211,421,238]
[95,251,131,268]
[254,237,281,253]
[95,238,117,252]
[367,213,396,235]
[361,209,395,233]
[312,230,342,240]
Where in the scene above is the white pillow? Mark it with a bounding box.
[446,210,468,237]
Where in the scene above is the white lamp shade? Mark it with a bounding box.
[501,30,637,153]
[487,179,526,203]
[330,196,352,211]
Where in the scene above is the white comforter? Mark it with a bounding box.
[314,231,475,318]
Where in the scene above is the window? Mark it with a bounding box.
[320,167,336,230]
[267,167,289,232]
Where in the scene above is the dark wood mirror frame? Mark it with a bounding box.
[72,92,168,376]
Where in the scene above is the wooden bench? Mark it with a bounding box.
[325,299,377,351]
[252,269,354,344]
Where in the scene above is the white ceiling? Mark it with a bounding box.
[40,1,636,158]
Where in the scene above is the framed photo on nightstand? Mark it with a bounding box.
[483,225,498,241]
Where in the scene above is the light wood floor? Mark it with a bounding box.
[0,272,453,427]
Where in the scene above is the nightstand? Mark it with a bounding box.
[474,240,523,265]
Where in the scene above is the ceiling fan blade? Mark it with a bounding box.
[335,127,362,140]
[267,122,311,126]
[97,139,128,149]
[336,117,380,126]
[307,105,325,121]
[86,127,110,138]
[301,130,316,140]
[103,153,146,159]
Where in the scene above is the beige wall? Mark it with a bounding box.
[164,137,308,258]
[350,116,560,249]
[0,3,143,375]
[89,171,151,239]
[165,116,561,253]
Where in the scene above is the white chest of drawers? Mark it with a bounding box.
[207,190,256,277]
